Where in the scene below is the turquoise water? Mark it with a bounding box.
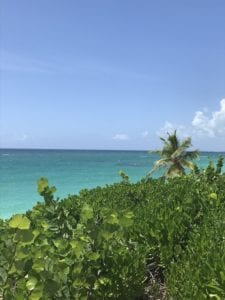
[0,149,224,219]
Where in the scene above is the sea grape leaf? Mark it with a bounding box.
[81,204,93,222]
[0,267,7,282]
[53,239,67,249]
[45,279,60,295]
[16,277,26,289]
[9,214,31,230]
[119,211,134,227]
[40,220,50,230]
[29,286,43,300]
[37,177,49,194]
[50,186,57,194]
[14,230,34,244]
[101,230,113,240]
[89,252,100,261]
[70,240,84,258]
[14,260,25,272]
[26,277,38,291]
[15,246,30,259]
[209,193,218,200]
[105,213,119,224]
[32,260,45,273]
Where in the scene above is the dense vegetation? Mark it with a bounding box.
[0,159,225,299]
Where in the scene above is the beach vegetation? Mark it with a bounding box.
[0,159,225,299]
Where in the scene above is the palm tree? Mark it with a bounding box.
[149,130,199,178]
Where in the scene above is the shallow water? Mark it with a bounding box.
[0,149,224,218]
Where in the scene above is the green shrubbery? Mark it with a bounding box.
[0,162,225,299]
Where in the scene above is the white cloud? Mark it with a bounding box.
[157,99,225,150]
[157,121,189,138]
[112,134,129,141]
[192,99,225,137]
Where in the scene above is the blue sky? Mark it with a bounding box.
[1,0,225,150]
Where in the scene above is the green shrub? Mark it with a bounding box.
[167,205,225,299]
[0,168,225,299]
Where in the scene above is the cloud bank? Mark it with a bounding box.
[192,99,225,137]
[158,99,225,150]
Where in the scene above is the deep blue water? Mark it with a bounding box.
[0,149,224,218]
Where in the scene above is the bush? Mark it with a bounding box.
[0,170,225,299]
[167,205,225,299]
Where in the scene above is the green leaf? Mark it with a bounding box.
[0,267,7,282]
[14,260,25,272]
[81,204,93,222]
[53,239,67,249]
[40,220,49,230]
[101,230,113,240]
[29,286,43,300]
[26,277,38,291]
[70,240,84,258]
[9,214,31,230]
[119,211,134,227]
[89,252,100,261]
[50,186,57,194]
[105,213,119,224]
[14,229,34,244]
[209,193,218,200]
[96,277,112,286]
[209,294,221,300]
[32,260,45,273]
[37,177,49,194]
[207,283,224,293]
[15,246,30,259]
[45,279,60,295]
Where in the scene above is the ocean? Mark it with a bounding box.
[0,149,224,219]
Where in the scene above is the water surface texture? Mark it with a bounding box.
[0,149,224,218]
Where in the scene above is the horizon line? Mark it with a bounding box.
[0,147,224,153]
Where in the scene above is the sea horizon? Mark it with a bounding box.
[1,147,225,153]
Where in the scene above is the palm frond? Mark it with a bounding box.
[167,130,179,151]
[149,130,198,178]
[160,137,167,143]
[166,163,184,177]
[181,159,195,170]
[171,147,185,159]
[166,165,178,177]
[148,158,170,176]
[180,137,192,150]
[149,150,161,155]
[183,150,199,160]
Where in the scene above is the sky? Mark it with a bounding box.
[0,0,225,150]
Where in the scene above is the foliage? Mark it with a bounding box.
[150,130,199,177]
[119,170,130,183]
[0,158,225,299]
[167,205,225,299]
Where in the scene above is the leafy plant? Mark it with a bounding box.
[119,170,130,183]
[150,130,199,177]
[1,165,225,299]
